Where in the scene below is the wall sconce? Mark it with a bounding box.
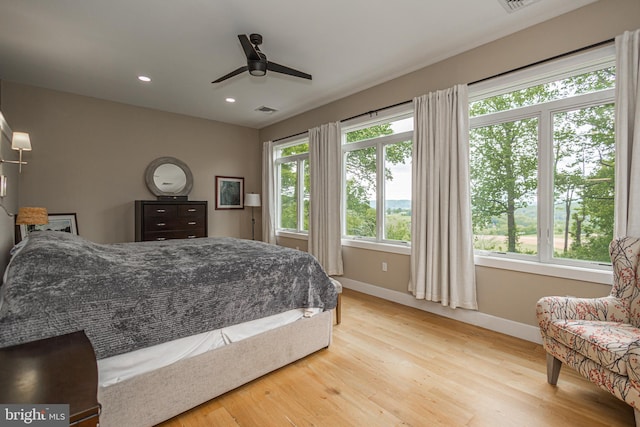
[0,132,32,173]
[0,175,7,198]
[244,193,261,240]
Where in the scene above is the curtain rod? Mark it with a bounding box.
[271,99,412,143]
[272,130,308,143]
[340,99,412,123]
[468,37,615,86]
[272,37,615,144]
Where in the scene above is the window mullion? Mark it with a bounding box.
[275,164,282,230]
[297,158,304,232]
[538,110,553,263]
[341,151,347,238]
[377,142,385,240]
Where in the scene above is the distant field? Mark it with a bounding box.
[474,234,572,253]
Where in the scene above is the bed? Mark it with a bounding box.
[0,231,338,427]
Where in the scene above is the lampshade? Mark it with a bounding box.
[244,193,261,207]
[11,132,32,151]
[15,207,48,225]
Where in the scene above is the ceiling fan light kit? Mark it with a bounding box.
[212,34,312,83]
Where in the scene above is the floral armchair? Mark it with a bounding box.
[537,236,640,425]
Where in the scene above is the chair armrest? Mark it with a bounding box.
[536,295,628,332]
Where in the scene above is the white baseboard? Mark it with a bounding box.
[339,278,542,344]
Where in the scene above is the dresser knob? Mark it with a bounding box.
[156,209,166,213]
[156,237,166,241]
[187,208,196,212]
[187,221,196,225]
[187,235,196,239]
[157,223,166,226]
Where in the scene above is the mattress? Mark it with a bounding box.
[98,307,322,387]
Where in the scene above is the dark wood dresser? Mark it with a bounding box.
[0,331,100,427]
[135,200,208,241]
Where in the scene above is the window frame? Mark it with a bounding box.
[274,136,310,235]
[468,44,616,278]
[341,108,414,247]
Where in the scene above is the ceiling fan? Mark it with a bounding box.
[212,34,312,83]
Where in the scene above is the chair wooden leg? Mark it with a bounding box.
[634,408,640,427]
[546,353,562,385]
[336,293,342,325]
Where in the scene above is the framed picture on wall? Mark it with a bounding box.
[215,176,244,209]
[17,213,79,241]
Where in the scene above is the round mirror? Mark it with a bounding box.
[144,157,193,198]
[153,163,186,193]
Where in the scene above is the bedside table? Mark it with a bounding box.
[0,331,100,426]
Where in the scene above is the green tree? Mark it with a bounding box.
[278,142,308,230]
[279,160,298,229]
[469,114,539,252]
[553,103,614,261]
[572,156,615,262]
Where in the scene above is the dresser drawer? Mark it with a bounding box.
[144,230,206,241]
[143,204,178,218]
[144,217,205,232]
[178,204,206,217]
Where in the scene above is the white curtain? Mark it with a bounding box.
[615,29,640,237]
[261,140,277,244]
[308,122,344,275]
[409,84,477,309]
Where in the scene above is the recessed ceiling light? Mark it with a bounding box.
[225,97,236,103]
[138,75,151,82]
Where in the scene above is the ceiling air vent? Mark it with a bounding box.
[255,105,278,113]
[498,0,541,13]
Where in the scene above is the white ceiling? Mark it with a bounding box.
[0,0,596,129]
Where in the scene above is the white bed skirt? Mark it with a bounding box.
[97,309,333,427]
[98,308,322,387]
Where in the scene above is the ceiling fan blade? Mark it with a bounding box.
[267,61,312,80]
[238,34,261,61]
[211,66,248,83]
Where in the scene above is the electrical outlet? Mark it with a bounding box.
[382,262,388,272]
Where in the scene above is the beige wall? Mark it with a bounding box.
[1,82,261,244]
[0,109,19,272]
[261,0,640,328]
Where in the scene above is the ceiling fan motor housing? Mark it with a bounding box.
[249,60,267,76]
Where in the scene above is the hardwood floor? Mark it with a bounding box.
[158,289,634,427]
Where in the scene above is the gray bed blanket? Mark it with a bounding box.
[0,232,337,359]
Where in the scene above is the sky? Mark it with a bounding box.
[386,117,413,200]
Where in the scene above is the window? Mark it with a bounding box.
[469,47,615,268]
[275,139,309,233]
[342,111,413,244]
